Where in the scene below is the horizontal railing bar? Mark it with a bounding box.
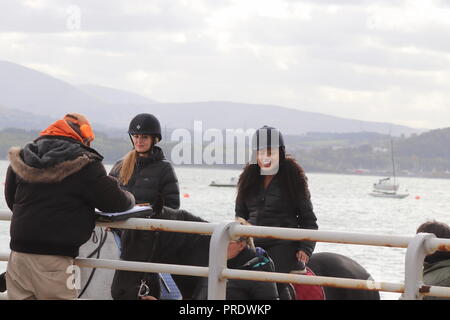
[427,237,450,253]
[222,269,450,297]
[75,257,209,278]
[230,224,413,248]
[422,285,450,298]
[3,251,450,297]
[2,209,450,298]
[97,218,218,235]
[222,268,405,293]
[0,210,217,235]
[2,210,450,250]
[2,251,406,293]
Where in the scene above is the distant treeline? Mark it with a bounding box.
[290,128,450,178]
[0,127,449,178]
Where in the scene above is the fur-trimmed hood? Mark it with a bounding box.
[8,137,103,183]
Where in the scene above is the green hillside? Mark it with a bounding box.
[0,127,449,178]
[291,128,450,178]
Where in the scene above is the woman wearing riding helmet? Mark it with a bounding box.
[109,113,180,300]
[235,125,318,299]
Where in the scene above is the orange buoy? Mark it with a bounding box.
[415,195,421,200]
[183,193,190,198]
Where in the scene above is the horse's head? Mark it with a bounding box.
[146,205,211,299]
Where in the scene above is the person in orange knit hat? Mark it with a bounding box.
[40,113,95,146]
[4,113,135,300]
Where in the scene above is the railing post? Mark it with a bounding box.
[401,233,436,300]
[207,221,237,300]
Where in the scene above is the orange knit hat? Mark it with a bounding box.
[40,113,95,145]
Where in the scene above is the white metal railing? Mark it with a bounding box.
[1,209,450,300]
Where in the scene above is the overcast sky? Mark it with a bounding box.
[1,0,450,130]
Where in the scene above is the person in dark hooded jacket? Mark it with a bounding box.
[194,219,278,300]
[417,220,450,300]
[4,113,135,300]
[109,113,180,300]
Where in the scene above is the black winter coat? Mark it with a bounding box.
[109,146,179,209]
[4,136,135,258]
[109,146,180,262]
[194,247,279,300]
[235,174,318,256]
[109,147,180,300]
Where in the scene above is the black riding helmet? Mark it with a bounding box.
[252,125,285,151]
[128,113,162,141]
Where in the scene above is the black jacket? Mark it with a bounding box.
[109,146,179,208]
[4,136,135,258]
[109,147,180,300]
[109,147,180,261]
[194,247,279,300]
[235,174,318,256]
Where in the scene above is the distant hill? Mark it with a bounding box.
[77,84,158,105]
[395,128,450,160]
[0,105,56,130]
[109,101,422,136]
[0,60,422,136]
[292,127,450,178]
[0,60,110,122]
[284,131,390,150]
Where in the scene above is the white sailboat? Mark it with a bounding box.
[370,140,409,199]
[209,176,238,187]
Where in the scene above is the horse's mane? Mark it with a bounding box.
[149,206,211,265]
[153,206,209,223]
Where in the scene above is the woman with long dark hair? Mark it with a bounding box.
[235,125,318,299]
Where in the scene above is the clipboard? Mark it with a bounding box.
[95,205,154,221]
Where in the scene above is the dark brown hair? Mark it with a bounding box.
[417,220,450,238]
[417,220,450,264]
[236,147,310,206]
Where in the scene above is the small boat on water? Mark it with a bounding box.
[369,140,409,199]
[209,177,238,187]
[373,177,399,192]
[369,189,409,199]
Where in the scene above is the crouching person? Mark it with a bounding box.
[417,220,450,300]
[194,219,279,300]
[4,113,135,300]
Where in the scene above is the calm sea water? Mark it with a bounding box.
[0,159,449,300]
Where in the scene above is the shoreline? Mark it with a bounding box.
[167,164,450,180]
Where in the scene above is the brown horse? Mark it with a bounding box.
[110,206,379,300]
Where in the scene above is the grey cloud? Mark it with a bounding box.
[0,1,67,33]
[370,26,450,55]
[231,6,374,50]
[288,0,405,7]
[0,0,449,129]
[0,0,217,33]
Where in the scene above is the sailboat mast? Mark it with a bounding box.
[391,139,396,186]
